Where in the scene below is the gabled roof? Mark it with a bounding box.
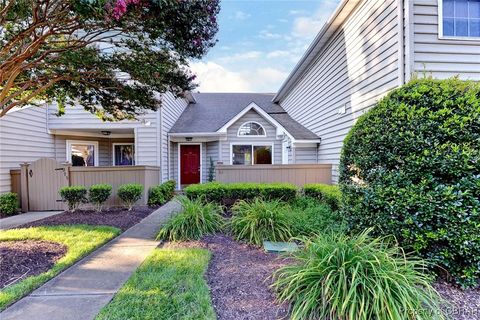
[169,93,319,141]
[273,0,362,102]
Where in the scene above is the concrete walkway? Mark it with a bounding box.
[0,211,63,230]
[1,200,180,320]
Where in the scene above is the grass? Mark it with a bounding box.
[272,229,444,320]
[0,225,120,310]
[96,248,215,320]
[229,198,292,246]
[157,196,224,241]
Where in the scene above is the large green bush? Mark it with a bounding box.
[339,78,480,287]
[184,182,297,204]
[148,180,176,207]
[157,196,224,241]
[117,183,143,210]
[272,230,443,320]
[0,192,19,216]
[303,184,341,210]
[88,184,112,212]
[59,186,87,211]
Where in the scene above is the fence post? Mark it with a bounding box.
[19,162,29,212]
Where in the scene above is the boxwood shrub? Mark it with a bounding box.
[339,78,480,287]
[0,192,19,216]
[184,182,297,204]
[117,183,143,210]
[59,186,87,211]
[303,184,341,210]
[148,180,176,206]
[88,184,112,211]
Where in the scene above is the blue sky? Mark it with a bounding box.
[190,0,340,93]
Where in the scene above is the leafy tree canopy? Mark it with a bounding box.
[0,0,220,120]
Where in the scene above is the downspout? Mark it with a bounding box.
[397,0,406,86]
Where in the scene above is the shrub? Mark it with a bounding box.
[59,186,87,211]
[148,180,176,207]
[88,184,112,212]
[229,199,292,246]
[303,184,341,210]
[117,183,143,210]
[289,197,346,236]
[0,192,19,216]
[157,196,224,241]
[339,78,480,287]
[184,182,297,204]
[272,230,444,320]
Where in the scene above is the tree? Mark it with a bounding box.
[0,0,220,120]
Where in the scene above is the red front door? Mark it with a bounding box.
[180,144,201,185]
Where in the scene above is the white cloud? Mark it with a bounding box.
[233,10,251,20]
[218,51,261,63]
[266,50,292,59]
[291,0,339,39]
[258,30,282,39]
[190,62,289,93]
[190,62,251,92]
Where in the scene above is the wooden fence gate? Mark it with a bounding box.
[24,158,69,211]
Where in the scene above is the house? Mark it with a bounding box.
[1,0,479,198]
[0,92,320,194]
[273,0,480,180]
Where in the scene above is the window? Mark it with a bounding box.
[232,144,272,165]
[113,143,135,166]
[441,0,480,38]
[66,140,98,166]
[237,121,266,136]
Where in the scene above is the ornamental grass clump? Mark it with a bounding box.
[229,198,292,246]
[157,196,224,241]
[117,183,143,210]
[272,229,444,320]
[88,184,112,212]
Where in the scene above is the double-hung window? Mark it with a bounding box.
[441,0,480,38]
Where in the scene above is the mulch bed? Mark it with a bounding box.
[19,206,155,231]
[435,281,480,320]
[0,240,67,289]
[165,234,290,320]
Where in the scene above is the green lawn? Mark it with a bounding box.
[0,225,120,310]
[96,248,215,320]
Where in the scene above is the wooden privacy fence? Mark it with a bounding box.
[11,158,160,212]
[215,164,332,186]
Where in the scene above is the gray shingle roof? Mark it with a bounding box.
[169,93,319,140]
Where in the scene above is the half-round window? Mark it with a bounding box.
[237,122,266,136]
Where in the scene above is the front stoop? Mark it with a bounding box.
[0,200,181,320]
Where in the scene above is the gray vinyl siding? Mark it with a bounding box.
[170,142,178,184]
[220,110,283,165]
[279,0,401,182]
[0,106,55,193]
[135,111,159,166]
[161,92,188,181]
[294,147,318,164]
[205,141,219,182]
[411,0,480,80]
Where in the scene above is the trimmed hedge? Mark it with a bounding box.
[88,184,112,211]
[184,182,297,204]
[339,78,480,288]
[59,186,87,211]
[0,192,19,216]
[303,184,341,210]
[117,183,143,210]
[148,180,176,206]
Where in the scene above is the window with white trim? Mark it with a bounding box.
[237,121,266,136]
[441,0,480,38]
[232,144,272,165]
[67,140,98,167]
[113,143,135,166]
